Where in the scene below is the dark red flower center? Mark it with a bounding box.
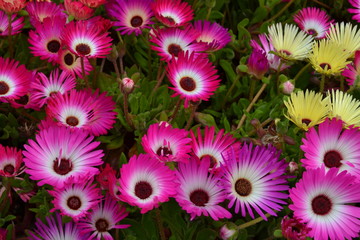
[14,95,29,105]
[235,178,252,196]
[156,146,173,157]
[0,81,10,95]
[130,16,143,27]
[67,196,81,210]
[135,181,153,199]
[320,63,331,70]
[75,43,91,56]
[200,154,217,168]
[66,116,79,127]
[168,44,182,57]
[323,150,342,168]
[301,118,311,126]
[190,189,209,206]
[64,53,75,66]
[179,77,196,92]
[165,16,175,25]
[4,164,15,175]
[311,194,332,215]
[53,158,72,175]
[95,218,109,232]
[279,50,292,56]
[47,40,61,53]
[307,29,318,37]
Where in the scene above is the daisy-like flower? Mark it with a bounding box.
[281,215,311,240]
[289,167,360,240]
[141,122,192,162]
[152,0,193,27]
[328,89,360,127]
[8,89,41,111]
[284,90,330,130]
[327,22,360,56]
[308,39,351,75]
[193,20,231,51]
[64,0,94,20]
[0,0,26,14]
[0,11,24,36]
[58,48,93,78]
[293,7,334,39]
[28,17,66,64]
[106,0,153,36]
[175,158,232,220]
[342,50,360,86]
[190,126,236,169]
[49,177,102,221]
[167,51,221,108]
[268,23,314,61]
[31,69,76,108]
[28,212,90,240]
[219,143,289,220]
[23,126,104,188]
[0,145,23,177]
[301,118,360,179]
[348,0,360,23]
[0,57,32,103]
[61,20,112,58]
[26,1,66,26]
[150,26,206,62]
[118,154,177,213]
[77,194,130,240]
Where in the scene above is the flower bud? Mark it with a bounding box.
[120,77,135,94]
[282,80,295,95]
[281,215,311,240]
[288,161,298,174]
[219,223,238,240]
[247,49,269,79]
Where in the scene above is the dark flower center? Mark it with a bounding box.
[320,63,331,70]
[235,178,252,196]
[323,150,342,168]
[311,194,332,215]
[279,50,292,56]
[14,95,29,105]
[200,154,217,168]
[307,29,318,37]
[64,53,74,66]
[67,196,81,210]
[301,118,311,126]
[179,77,196,91]
[47,40,61,53]
[66,116,79,127]
[0,81,10,95]
[4,164,15,175]
[134,181,153,199]
[95,218,109,232]
[190,189,209,206]
[168,44,182,57]
[165,16,175,25]
[53,158,72,175]
[75,43,91,56]
[156,146,173,157]
[130,16,143,27]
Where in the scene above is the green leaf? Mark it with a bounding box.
[250,6,268,24]
[220,60,237,84]
[273,229,283,238]
[196,228,217,240]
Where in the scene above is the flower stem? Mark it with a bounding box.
[237,213,271,230]
[293,63,311,83]
[265,0,295,23]
[222,75,241,108]
[168,98,183,123]
[150,65,167,98]
[320,74,326,93]
[249,78,256,101]
[123,93,133,128]
[185,101,200,130]
[80,57,89,88]
[155,208,166,240]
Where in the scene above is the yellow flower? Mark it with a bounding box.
[326,22,360,56]
[268,23,314,61]
[284,90,330,130]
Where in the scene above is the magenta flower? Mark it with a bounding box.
[0,11,24,36]
[193,20,231,51]
[0,145,23,177]
[342,50,360,86]
[152,0,193,27]
[26,1,66,26]
[281,215,311,240]
[57,48,93,78]
[247,49,269,79]
[348,0,360,23]
[64,0,94,20]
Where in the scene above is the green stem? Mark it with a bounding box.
[265,0,295,23]
[123,93,133,128]
[150,67,166,98]
[205,6,212,21]
[249,78,256,101]
[155,208,166,240]
[237,213,271,230]
[293,63,311,83]
[222,75,241,108]
[80,57,89,88]
[168,98,183,123]
[111,59,121,79]
[320,74,326,93]
[185,102,200,130]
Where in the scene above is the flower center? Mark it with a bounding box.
[95,218,109,232]
[14,95,29,105]
[319,63,331,70]
[323,150,342,168]
[164,16,175,25]
[200,154,217,168]
[190,189,209,207]
[279,50,292,56]
[235,178,252,197]
[130,16,143,27]
[307,29,318,37]
[134,181,153,199]
[75,43,91,56]
[66,116,79,127]
[167,43,182,57]
[0,81,10,95]
[64,53,74,66]
[4,164,14,175]
[53,158,72,175]
[179,77,196,91]
[311,194,332,215]
[156,146,173,157]
[67,196,81,210]
[47,40,61,53]
[301,118,311,126]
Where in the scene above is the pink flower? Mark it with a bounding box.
[247,49,269,79]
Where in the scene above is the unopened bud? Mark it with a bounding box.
[282,81,294,95]
[247,49,269,79]
[219,223,238,240]
[107,45,119,62]
[288,161,298,174]
[120,77,135,94]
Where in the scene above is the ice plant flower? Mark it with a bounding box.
[193,20,231,51]
[167,51,221,108]
[247,49,269,79]
[118,154,177,213]
[190,126,236,169]
[220,143,289,220]
[289,167,360,240]
[327,22,360,56]
[23,126,104,188]
[0,11,24,36]
[283,90,330,130]
[175,158,231,220]
[77,194,130,239]
[152,0,193,27]
[0,0,27,14]
[0,145,23,177]
[79,0,106,8]
[61,20,113,58]
[26,1,66,26]
[0,57,32,103]
[348,0,360,23]
[219,224,238,240]
[342,50,360,86]
[31,69,76,108]
[308,39,351,75]
[141,122,192,162]
[301,118,360,179]
[96,164,117,190]
[293,7,334,39]
[106,0,153,36]
[268,23,314,61]
[64,0,94,20]
[281,215,311,240]
[28,212,90,240]
[8,89,41,111]
[49,177,102,221]
[58,48,93,78]
[150,26,206,62]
